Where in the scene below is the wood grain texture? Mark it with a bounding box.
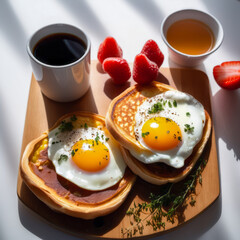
[17,60,220,239]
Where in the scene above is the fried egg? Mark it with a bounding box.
[130,90,205,168]
[48,116,126,191]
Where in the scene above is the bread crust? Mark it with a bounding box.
[106,82,212,185]
[20,112,136,219]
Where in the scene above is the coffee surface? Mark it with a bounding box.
[33,33,86,66]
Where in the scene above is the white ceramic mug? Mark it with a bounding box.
[27,23,91,102]
[161,9,224,67]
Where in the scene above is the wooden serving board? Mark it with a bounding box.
[17,60,219,239]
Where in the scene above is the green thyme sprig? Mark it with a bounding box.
[121,156,207,237]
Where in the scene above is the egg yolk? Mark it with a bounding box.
[141,117,182,151]
[71,139,110,172]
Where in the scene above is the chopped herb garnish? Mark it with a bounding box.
[84,123,88,130]
[105,137,109,141]
[59,120,73,132]
[178,136,182,141]
[95,133,100,145]
[155,136,158,139]
[168,101,172,108]
[148,102,164,114]
[58,154,68,164]
[166,118,171,122]
[142,132,150,138]
[184,124,194,133]
[173,100,177,107]
[186,112,191,117]
[71,150,75,156]
[70,114,77,121]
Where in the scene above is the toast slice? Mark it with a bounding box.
[106,82,211,185]
[20,112,136,219]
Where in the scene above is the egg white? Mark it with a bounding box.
[130,90,205,168]
[48,121,126,191]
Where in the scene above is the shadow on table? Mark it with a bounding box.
[41,85,99,130]
[0,0,27,60]
[18,193,222,240]
[18,200,81,240]
[17,176,137,240]
[124,0,164,31]
[212,89,240,161]
[153,195,222,240]
[57,0,108,39]
[201,0,240,59]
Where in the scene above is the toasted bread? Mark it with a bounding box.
[20,112,136,219]
[106,82,211,185]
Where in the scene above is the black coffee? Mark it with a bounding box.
[33,33,87,66]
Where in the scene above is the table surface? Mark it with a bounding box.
[0,0,239,240]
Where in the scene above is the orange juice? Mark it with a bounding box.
[166,19,215,55]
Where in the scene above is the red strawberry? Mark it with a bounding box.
[141,39,164,67]
[133,53,159,85]
[102,58,131,84]
[97,37,123,64]
[213,61,240,90]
